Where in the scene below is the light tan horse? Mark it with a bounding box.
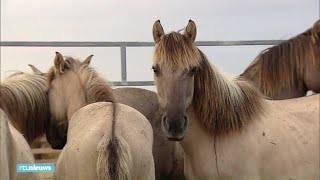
[0,70,50,144]
[0,109,40,180]
[46,52,154,180]
[152,20,319,179]
[240,20,320,100]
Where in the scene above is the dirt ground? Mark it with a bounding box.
[39,172,54,180]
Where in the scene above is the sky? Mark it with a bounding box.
[1,0,319,91]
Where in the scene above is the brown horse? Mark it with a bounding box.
[30,64,185,180]
[152,20,319,179]
[0,109,40,180]
[0,70,50,144]
[46,52,154,180]
[240,20,320,99]
[113,87,185,180]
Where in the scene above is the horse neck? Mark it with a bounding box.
[64,84,88,121]
[193,58,265,136]
[240,71,307,99]
[180,107,219,177]
[67,98,87,121]
[64,71,114,120]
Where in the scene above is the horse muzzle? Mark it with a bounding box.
[161,114,188,141]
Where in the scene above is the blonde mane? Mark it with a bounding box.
[154,32,266,135]
[241,20,320,97]
[0,71,50,143]
[193,51,266,135]
[47,57,115,104]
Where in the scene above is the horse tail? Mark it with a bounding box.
[97,103,133,180]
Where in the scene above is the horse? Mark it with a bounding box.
[0,70,50,144]
[30,64,185,180]
[151,19,319,179]
[240,20,320,100]
[46,52,154,180]
[0,109,40,180]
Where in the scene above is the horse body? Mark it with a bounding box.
[240,20,320,100]
[54,102,154,180]
[182,95,319,179]
[151,20,319,179]
[46,53,155,180]
[113,87,185,180]
[0,109,40,180]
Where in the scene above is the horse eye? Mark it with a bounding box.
[152,66,160,76]
[189,67,197,76]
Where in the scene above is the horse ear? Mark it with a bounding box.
[82,55,94,65]
[311,20,320,43]
[153,20,164,43]
[185,19,197,42]
[28,64,43,75]
[54,52,65,74]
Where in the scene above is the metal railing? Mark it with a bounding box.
[0,40,284,86]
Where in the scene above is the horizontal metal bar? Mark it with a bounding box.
[111,81,154,86]
[196,40,284,46]
[0,41,154,47]
[0,40,284,47]
[0,40,286,88]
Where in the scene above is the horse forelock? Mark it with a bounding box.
[192,50,266,136]
[153,32,201,71]
[0,72,50,143]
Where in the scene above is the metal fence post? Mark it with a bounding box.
[120,46,127,85]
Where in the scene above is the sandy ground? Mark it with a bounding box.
[39,172,54,180]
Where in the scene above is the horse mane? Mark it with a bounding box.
[241,20,320,97]
[0,71,50,143]
[47,57,115,104]
[192,50,266,135]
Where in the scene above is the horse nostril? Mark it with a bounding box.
[183,116,188,129]
[163,116,167,121]
[162,116,169,129]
